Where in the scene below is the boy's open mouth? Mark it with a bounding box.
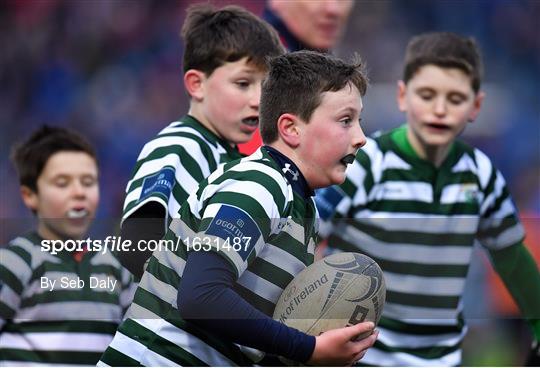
[242,117,259,127]
[340,154,356,166]
[426,122,451,130]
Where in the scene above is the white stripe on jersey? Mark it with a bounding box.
[135,318,237,367]
[353,210,480,234]
[203,179,279,220]
[369,181,434,202]
[139,271,179,308]
[376,325,467,348]
[474,148,494,189]
[0,284,20,312]
[384,271,466,296]
[257,242,306,277]
[382,150,412,170]
[451,153,477,173]
[361,345,462,366]
[15,301,123,321]
[1,332,114,352]
[237,270,284,304]
[383,303,459,321]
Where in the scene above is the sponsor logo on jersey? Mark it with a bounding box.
[282,163,299,181]
[205,205,261,261]
[139,166,175,202]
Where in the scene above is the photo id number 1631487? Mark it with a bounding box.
[185,236,252,252]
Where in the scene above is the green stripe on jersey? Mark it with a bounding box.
[2,348,103,365]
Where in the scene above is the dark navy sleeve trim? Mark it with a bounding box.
[177,250,315,363]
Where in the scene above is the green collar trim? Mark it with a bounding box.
[390,124,458,171]
[391,124,418,159]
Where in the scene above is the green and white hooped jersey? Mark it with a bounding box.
[122,115,243,222]
[316,126,525,367]
[99,147,319,366]
[0,232,135,366]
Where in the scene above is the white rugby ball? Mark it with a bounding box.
[273,252,385,336]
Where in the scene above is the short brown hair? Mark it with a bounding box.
[260,51,368,144]
[181,4,284,75]
[11,125,97,192]
[403,32,483,93]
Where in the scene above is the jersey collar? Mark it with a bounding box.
[263,145,314,198]
[182,115,243,159]
[390,124,460,172]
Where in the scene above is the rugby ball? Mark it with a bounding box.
[273,252,385,337]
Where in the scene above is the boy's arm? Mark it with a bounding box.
[178,249,377,365]
[120,133,215,278]
[178,250,315,362]
[0,247,31,331]
[118,202,166,279]
[475,156,537,348]
[487,242,540,343]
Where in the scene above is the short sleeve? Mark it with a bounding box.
[123,129,218,221]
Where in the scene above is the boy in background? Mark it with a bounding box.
[0,126,134,366]
[316,32,540,366]
[119,4,284,279]
[239,0,355,154]
[265,0,354,52]
[99,50,377,367]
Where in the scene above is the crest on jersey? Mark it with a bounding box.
[460,183,480,204]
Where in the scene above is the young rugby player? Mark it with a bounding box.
[316,32,540,366]
[119,4,284,279]
[0,126,134,366]
[99,50,378,366]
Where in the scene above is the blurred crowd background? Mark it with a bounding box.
[0,0,538,365]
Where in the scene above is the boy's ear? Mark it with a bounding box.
[277,113,301,147]
[467,91,485,123]
[397,81,407,112]
[184,69,206,101]
[20,185,38,212]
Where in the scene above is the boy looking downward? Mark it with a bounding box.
[316,32,540,366]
